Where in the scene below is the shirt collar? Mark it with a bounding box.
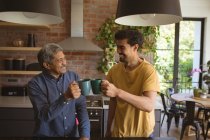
[42,70,64,81]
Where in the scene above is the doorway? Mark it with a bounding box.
[155,18,205,93]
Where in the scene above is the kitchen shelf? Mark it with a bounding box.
[0,47,41,51]
[0,21,50,29]
[0,70,41,75]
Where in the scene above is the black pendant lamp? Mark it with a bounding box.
[115,0,182,26]
[0,0,63,25]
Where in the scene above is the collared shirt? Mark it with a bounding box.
[27,70,90,138]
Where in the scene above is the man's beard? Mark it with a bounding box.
[119,54,125,62]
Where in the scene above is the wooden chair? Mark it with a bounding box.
[180,101,205,140]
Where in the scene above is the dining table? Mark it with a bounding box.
[171,92,210,108]
[171,92,210,137]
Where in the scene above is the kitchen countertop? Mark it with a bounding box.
[0,95,163,110]
[0,137,176,140]
[0,95,107,108]
[0,96,32,108]
[103,137,176,140]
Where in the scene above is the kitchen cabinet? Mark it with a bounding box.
[0,108,35,137]
[0,95,161,138]
[0,47,41,75]
[154,109,161,137]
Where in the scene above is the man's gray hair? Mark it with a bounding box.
[37,43,63,68]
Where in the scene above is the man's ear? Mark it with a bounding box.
[134,44,139,51]
[43,62,50,69]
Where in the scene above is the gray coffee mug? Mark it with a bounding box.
[91,79,102,94]
[78,79,91,96]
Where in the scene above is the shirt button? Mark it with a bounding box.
[60,93,62,95]
[65,126,68,130]
[64,116,67,119]
[64,102,66,104]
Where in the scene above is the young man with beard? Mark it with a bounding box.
[27,43,90,139]
[101,29,160,137]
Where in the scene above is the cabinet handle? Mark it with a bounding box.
[89,119,100,122]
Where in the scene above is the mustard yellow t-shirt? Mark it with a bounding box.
[106,59,160,137]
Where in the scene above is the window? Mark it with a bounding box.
[155,18,204,93]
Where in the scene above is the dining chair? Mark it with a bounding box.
[161,88,177,126]
[166,88,186,114]
[160,93,184,134]
[204,108,210,140]
[180,100,205,140]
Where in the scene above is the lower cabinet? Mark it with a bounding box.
[0,108,161,138]
[154,109,161,137]
[0,108,35,137]
[103,109,161,137]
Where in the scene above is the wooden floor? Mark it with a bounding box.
[160,113,209,140]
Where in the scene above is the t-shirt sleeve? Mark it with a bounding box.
[142,65,160,92]
[106,67,113,83]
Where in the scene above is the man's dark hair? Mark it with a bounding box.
[115,29,144,48]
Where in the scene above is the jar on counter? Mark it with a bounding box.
[13,58,25,70]
[27,34,36,47]
[4,58,14,70]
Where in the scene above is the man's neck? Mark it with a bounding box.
[44,70,61,79]
[125,58,142,71]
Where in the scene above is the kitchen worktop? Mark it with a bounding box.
[0,95,107,108]
[0,96,32,108]
[0,137,177,140]
[0,95,162,109]
[0,137,176,140]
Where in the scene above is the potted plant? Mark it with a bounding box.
[203,60,210,94]
[96,16,159,74]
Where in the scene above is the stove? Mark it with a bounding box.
[86,100,102,109]
[85,95,103,140]
[85,95,103,107]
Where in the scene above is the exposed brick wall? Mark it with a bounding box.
[0,0,119,87]
[84,0,118,42]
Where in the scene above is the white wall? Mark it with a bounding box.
[180,0,210,64]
